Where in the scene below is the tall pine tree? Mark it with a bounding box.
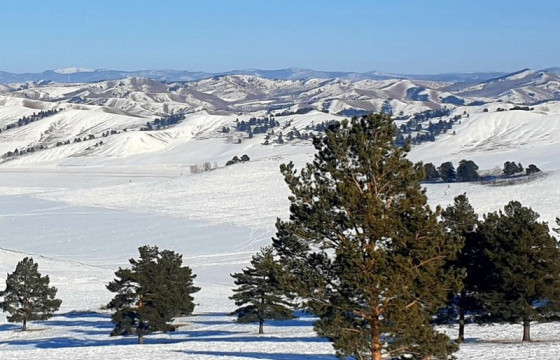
[230,246,295,334]
[273,113,461,360]
[107,246,200,344]
[0,257,61,330]
[440,194,485,343]
[479,201,560,341]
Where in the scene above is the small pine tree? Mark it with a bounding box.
[0,257,62,330]
[230,247,295,334]
[479,202,560,341]
[107,246,200,344]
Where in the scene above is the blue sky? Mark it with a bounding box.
[1,1,558,74]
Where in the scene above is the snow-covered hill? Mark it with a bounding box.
[1,74,560,359]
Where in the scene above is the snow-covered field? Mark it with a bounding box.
[1,100,560,359]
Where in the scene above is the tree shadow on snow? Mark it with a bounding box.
[44,312,114,331]
[178,350,337,359]
[0,311,326,350]
[182,329,328,344]
[0,323,21,331]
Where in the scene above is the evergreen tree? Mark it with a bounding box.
[440,194,485,342]
[503,161,523,176]
[479,201,560,341]
[230,246,295,334]
[273,113,461,360]
[526,164,541,175]
[438,161,456,182]
[423,162,440,181]
[0,257,61,330]
[107,246,200,344]
[455,160,479,182]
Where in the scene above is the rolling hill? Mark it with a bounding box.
[0,71,559,359]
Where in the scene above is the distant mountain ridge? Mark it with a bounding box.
[0,67,509,84]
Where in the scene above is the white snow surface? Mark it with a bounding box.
[0,98,560,358]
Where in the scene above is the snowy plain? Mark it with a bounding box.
[0,96,560,359]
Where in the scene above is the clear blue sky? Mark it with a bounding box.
[1,0,558,74]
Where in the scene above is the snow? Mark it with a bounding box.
[1,86,560,358]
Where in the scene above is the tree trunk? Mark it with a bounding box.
[458,311,465,343]
[138,333,145,344]
[22,318,27,331]
[522,320,531,342]
[259,319,264,334]
[371,319,382,360]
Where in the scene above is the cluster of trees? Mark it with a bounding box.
[502,161,542,177]
[424,160,542,182]
[439,195,560,343]
[424,160,480,182]
[225,116,281,139]
[2,127,129,160]
[3,109,62,132]
[0,247,200,345]
[225,154,250,166]
[141,113,186,131]
[483,106,534,112]
[2,145,48,159]
[261,114,560,359]
[395,108,463,146]
[261,119,341,146]
[2,113,558,359]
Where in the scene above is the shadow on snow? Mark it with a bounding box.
[0,311,326,349]
[178,350,337,360]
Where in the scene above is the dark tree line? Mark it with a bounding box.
[423,160,541,182]
[3,109,62,132]
[395,108,460,146]
[141,113,186,131]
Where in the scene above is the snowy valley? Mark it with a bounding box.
[0,69,560,359]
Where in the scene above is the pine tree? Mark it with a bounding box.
[479,201,560,341]
[106,246,200,344]
[438,161,456,182]
[423,162,440,181]
[273,113,461,360]
[441,194,485,342]
[230,246,295,334]
[455,160,479,182]
[0,257,61,330]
